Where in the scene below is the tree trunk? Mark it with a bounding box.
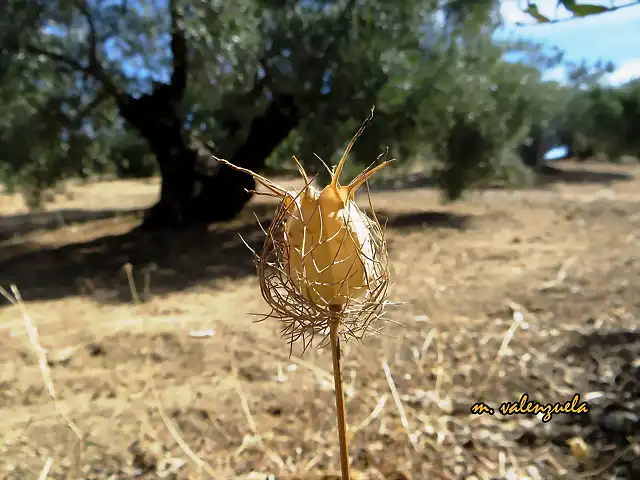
[519,125,545,172]
[119,90,300,229]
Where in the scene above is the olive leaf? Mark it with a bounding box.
[559,0,610,16]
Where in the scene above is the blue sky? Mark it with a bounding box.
[498,0,640,85]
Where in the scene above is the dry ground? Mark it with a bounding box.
[0,161,638,479]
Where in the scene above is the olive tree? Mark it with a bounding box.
[3,0,513,227]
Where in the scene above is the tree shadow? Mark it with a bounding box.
[368,164,635,193]
[374,209,471,231]
[538,328,640,479]
[0,204,276,306]
[0,208,142,242]
[561,328,640,355]
[0,203,471,308]
[536,164,634,186]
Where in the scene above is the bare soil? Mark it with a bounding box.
[0,161,638,480]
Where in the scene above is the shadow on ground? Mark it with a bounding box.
[369,164,634,192]
[375,209,471,230]
[0,204,470,307]
[525,328,640,479]
[536,164,635,186]
[0,204,275,306]
[0,208,141,242]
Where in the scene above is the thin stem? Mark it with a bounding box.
[330,312,350,479]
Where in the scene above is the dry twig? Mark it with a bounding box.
[216,108,393,479]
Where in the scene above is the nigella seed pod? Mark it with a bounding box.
[215,109,391,350]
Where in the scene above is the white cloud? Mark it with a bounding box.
[605,59,640,85]
[541,65,567,83]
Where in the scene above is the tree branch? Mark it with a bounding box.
[250,56,271,98]
[75,0,98,71]
[26,43,122,102]
[27,89,108,149]
[169,0,187,100]
[519,0,639,25]
[300,0,358,104]
[25,1,124,104]
[74,90,109,122]
[328,0,358,55]
[215,0,357,159]
[74,0,123,101]
[49,91,109,132]
[25,44,83,72]
[0,3,47,82]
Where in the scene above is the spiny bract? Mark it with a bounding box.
[216,115,391,309]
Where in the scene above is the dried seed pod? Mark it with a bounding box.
[215,110,392,350]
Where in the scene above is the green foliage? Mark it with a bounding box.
[269,17,565,200]
[557,79,640,161]
[0,0,598,211]
[523,4,551,23]
[487,148,537,189]
[563,3,609,16]
[591,82,640,159]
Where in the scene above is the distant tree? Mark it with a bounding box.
[519,0,640,163]
[551,60,615,161]
[556,80,640,162]
[427,39,565,197]
[589,81,640,160]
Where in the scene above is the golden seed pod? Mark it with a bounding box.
[215,110,392,350]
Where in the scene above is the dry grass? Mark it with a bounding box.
[0,160,639,479]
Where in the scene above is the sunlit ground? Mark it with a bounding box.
[0,160,638,479]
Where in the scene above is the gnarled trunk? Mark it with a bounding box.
[119,90,300,229]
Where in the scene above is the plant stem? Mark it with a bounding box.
[330,314,350,480]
